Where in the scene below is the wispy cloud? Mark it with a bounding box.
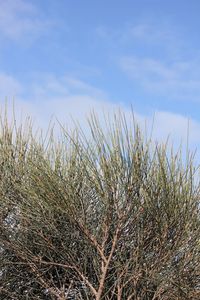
[95,20,180,52]
[96,20,200,102]
[0,72,117,132]
[1,71,200,162]
[119,56,200,101]
[0,0,53,41]
[120,22,175,46]
[148,111,200,146]
[26,73,107,102]
[0,73,22,98]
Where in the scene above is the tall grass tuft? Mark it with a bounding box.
[0,110,199,299]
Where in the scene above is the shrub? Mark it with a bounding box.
[0,111,199,299]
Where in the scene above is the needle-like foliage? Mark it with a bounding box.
[0,110,199,299]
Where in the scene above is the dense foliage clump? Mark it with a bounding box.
[0,111,199,299]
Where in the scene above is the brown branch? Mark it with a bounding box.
[78,222,107,264]
[38,260,98,297]
[96,226,120,300]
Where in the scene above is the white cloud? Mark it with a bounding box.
[28,74,107,100]
[96,21,200,102]
[120,57,176,80]
[148,111,200,145]
[123,22,176,46]
[0,73,22,98]
[0,0,52,41]
[95,20,180,54]
[0,72,122,134]
[0,71,200,162]
[119,56,200,100]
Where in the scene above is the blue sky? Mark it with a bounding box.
[1,0,200,162]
